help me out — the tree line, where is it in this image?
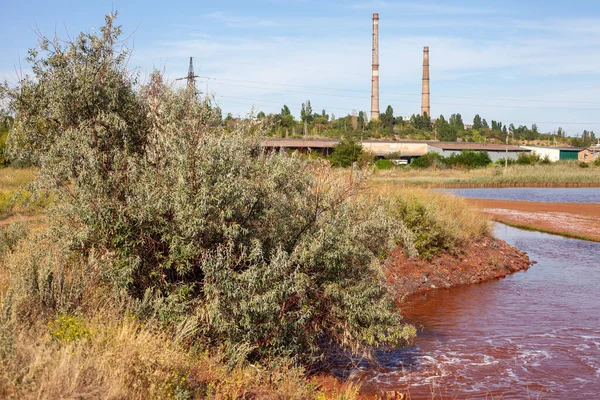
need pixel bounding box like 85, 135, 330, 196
230, 102, 598, 148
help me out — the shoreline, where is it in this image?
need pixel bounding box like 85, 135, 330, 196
373, 181, 600, 189
319, 235, 533, 399
465, 198, 600, 242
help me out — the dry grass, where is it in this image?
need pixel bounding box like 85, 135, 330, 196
371, 163, 600, 188
0, 223, 358, 400
0, 167, 37, 191
0, 167, 51, 218
0, 314, 335, 399
365, 185, 490, 259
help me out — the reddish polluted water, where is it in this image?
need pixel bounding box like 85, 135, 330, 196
341, 224, 600, 399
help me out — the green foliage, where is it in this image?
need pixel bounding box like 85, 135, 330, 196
594, 157, 600, 166
516, 152, 541, 165
3, 13, 415, 369
445, 150, 492, 168
49, 313, 92, 343
411, 152, 444, 169
392, 198, 455, 259
579, 161, 590, 168
0, 131, 7, 167
329, 138, 364, 167
375, 159, 394, 170
4, 12, 148, 167
0, 222, 27, 255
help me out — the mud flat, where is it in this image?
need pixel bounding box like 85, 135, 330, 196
465, 198, 600, 242
385, 235, 532, 299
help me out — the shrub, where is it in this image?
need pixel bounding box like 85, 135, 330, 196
445, 150, 491, 168
388, 190, 489, 259
2, 13, 415, 369
0, 131, 7, 167
579, 161, 590, 168
375, 159, 394, 170
411, 152, 444, 169
329, 138, 364, 167
516, 152, 541, 165
0, 222, 27, 255
49, 313, 92, 343
594, 156, 600, 166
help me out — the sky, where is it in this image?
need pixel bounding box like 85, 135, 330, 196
3, 0, 600, 135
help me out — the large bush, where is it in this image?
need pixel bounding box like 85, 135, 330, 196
2, 13, 414, 368
329, 138, 364, 167
411, 152, 445, 168
445, 150, 491, 168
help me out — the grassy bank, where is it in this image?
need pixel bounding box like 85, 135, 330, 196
0, 167, 50, 219
371, 163, 600, 188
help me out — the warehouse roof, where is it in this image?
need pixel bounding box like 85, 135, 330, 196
522, 145, 584, 151
428, 143, 528, 152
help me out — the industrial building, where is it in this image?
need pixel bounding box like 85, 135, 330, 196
261, 138, 428, 160
427, 143, 530, 163
521, 146, 583, 162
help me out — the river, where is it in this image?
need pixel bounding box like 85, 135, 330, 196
349, 189, 600, 398
437, 187, 600, 203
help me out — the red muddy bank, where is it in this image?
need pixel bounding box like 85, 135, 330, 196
385, 235, 532, 299
465, 198, 600, 242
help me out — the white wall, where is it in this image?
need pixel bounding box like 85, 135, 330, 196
520, 146, 561, 162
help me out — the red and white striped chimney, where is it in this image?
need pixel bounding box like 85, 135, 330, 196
370, 13, 380, 121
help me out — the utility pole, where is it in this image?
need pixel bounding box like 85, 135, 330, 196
176, 57, 200, 95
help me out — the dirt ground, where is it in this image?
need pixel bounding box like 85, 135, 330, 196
465, 199, 600, 241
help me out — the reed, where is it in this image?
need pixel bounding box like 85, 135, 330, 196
372, 163, 600, 188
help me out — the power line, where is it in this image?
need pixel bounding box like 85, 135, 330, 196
199, 75, 600, 106
208, 81, 600, 112
215, 95, 600, 126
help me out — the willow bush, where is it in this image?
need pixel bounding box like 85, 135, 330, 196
2, 13, 415, 368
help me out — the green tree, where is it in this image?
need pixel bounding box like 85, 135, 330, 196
257, 111, 266, 119
449, 113, 464, 131
281, 105, 291, 116
329, 138, 363, 167
435, 115, 457, 142
380, 105, 395, 130
300, 100, 313, 135
472, 114, 483, 130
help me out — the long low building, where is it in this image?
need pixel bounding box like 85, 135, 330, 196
428, 142, 530, 162
261, 138, 539, 163
261, 138, 430, 158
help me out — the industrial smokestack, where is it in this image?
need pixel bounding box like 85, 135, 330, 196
370, 13, 380, 121
421, 46, 430, 117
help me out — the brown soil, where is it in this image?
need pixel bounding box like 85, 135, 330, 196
0, 214, 41, 226
465, 199, 600, 242
385, 235, 532, 300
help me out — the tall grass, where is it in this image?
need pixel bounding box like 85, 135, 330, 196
365, 187, 490, 259
0, 226, 358, 399
372, 163, 600, 188
0, 167, 49, 218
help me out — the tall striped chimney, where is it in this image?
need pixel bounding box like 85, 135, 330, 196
421, 46, 430, 117
370, 13, 380, 121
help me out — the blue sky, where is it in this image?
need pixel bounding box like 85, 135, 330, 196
3, 0, 600, 134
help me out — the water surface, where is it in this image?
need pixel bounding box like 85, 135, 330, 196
350, 225, 600, 398
438, 187, 600, 203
